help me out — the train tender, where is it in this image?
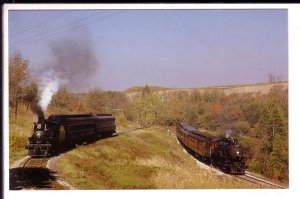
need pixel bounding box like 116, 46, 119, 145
26, 113, 116, 157
176, 122, 247, 174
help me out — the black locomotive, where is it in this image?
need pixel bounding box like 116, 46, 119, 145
176, 122, 247, 174
26, 113, 116, 157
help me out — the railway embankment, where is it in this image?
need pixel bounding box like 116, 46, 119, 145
52, 124, 264, 189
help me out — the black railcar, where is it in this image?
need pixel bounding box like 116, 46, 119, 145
176, 122, 247, 174
26, 113, 116, 157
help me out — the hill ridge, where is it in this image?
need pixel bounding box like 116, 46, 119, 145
125, 82, 288, 100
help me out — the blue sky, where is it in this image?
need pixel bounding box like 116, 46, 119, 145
9, 9, 288, 91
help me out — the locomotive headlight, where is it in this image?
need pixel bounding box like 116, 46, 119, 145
34, 130, 44, 141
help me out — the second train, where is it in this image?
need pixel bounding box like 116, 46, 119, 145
176, 122, 247, 174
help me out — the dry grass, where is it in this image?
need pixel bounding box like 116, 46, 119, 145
8, 105, 77, 164
8, 108, 266, 189
9, 109, 265, 189
9, 106, 36, 164
55, 125, 265, 189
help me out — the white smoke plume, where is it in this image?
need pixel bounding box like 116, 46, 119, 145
37, 70, 61, 113
225, 129, 233, 138
31, 30, 99, 116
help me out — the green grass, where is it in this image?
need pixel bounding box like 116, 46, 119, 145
55, 125, 266, 189
8, 108, 269, 189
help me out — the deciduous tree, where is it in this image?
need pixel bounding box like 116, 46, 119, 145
9, 51, 30, 117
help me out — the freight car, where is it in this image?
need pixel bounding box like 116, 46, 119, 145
26, 113, 116, 157
176, 122, 247, 174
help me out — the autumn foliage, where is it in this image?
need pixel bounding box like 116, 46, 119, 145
9, 51, 288, 183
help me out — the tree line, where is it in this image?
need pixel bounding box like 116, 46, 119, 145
127, 85, 288, 182
9, 51, 288, 183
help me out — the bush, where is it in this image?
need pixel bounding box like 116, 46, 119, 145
233, 121, 251, 134
115, 111, 128, 127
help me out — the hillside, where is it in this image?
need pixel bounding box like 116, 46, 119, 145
124, 86, 170, 93
53, 124, 265, 189
125, 82, 288, 100
9, 81, 288, 188
10, 109, 266, 189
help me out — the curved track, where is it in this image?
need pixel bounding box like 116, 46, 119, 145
116, 126, 150, 136
21, 157, 55, 189
21, 157, 39, 188
10, 157, 65, 190
235, 172, 287, 189
176, 136, 288, 189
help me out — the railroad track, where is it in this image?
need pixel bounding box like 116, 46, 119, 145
18, 157, 64, 190
235, 172, 287, 189
176, 136, 288, 189
21, 157, 48, 189
21, 157, 43, 189
116, 126, 150, 136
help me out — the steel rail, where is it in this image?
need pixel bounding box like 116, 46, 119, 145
21, 157, 53, 189
243, 172, 287, 189
116, 126, 150, 136
176, 135, 288, 189
21, 157, 35, 189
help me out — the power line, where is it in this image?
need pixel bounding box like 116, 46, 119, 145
10, 11, 72, 37
10, 11, 107, 47
10, 10, 126, 50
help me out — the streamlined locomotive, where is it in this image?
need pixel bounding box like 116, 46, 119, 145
176, 122, 247, 174
26, 113, 116, 157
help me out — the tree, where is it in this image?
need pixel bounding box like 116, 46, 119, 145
104, 91, 129, 111
85, 88, 107, 113
268, 73, 282, 83
253, 97, 288, 181
132, 86, 161, 126
9, 51, 30, 117
240, 101, 261, 127
50, 87, 79, 112
85, 89, 130, 114
142, 84, 151, 97
22, 81, 38, 111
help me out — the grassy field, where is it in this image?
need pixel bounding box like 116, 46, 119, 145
9, 109, 266, 189
9, 106, 36, 164
54, 124, 265, 189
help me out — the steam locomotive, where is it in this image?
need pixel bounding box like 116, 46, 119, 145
176, 122, 247, 174
26, 113, 116, 157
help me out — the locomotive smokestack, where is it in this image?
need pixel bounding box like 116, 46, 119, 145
38, 116, 46, 130
30, 100, 45, 119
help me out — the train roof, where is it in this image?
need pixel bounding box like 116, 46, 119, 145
47, 113, 114, 122
177, 122, 213, 141
211, 137, 225, 143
